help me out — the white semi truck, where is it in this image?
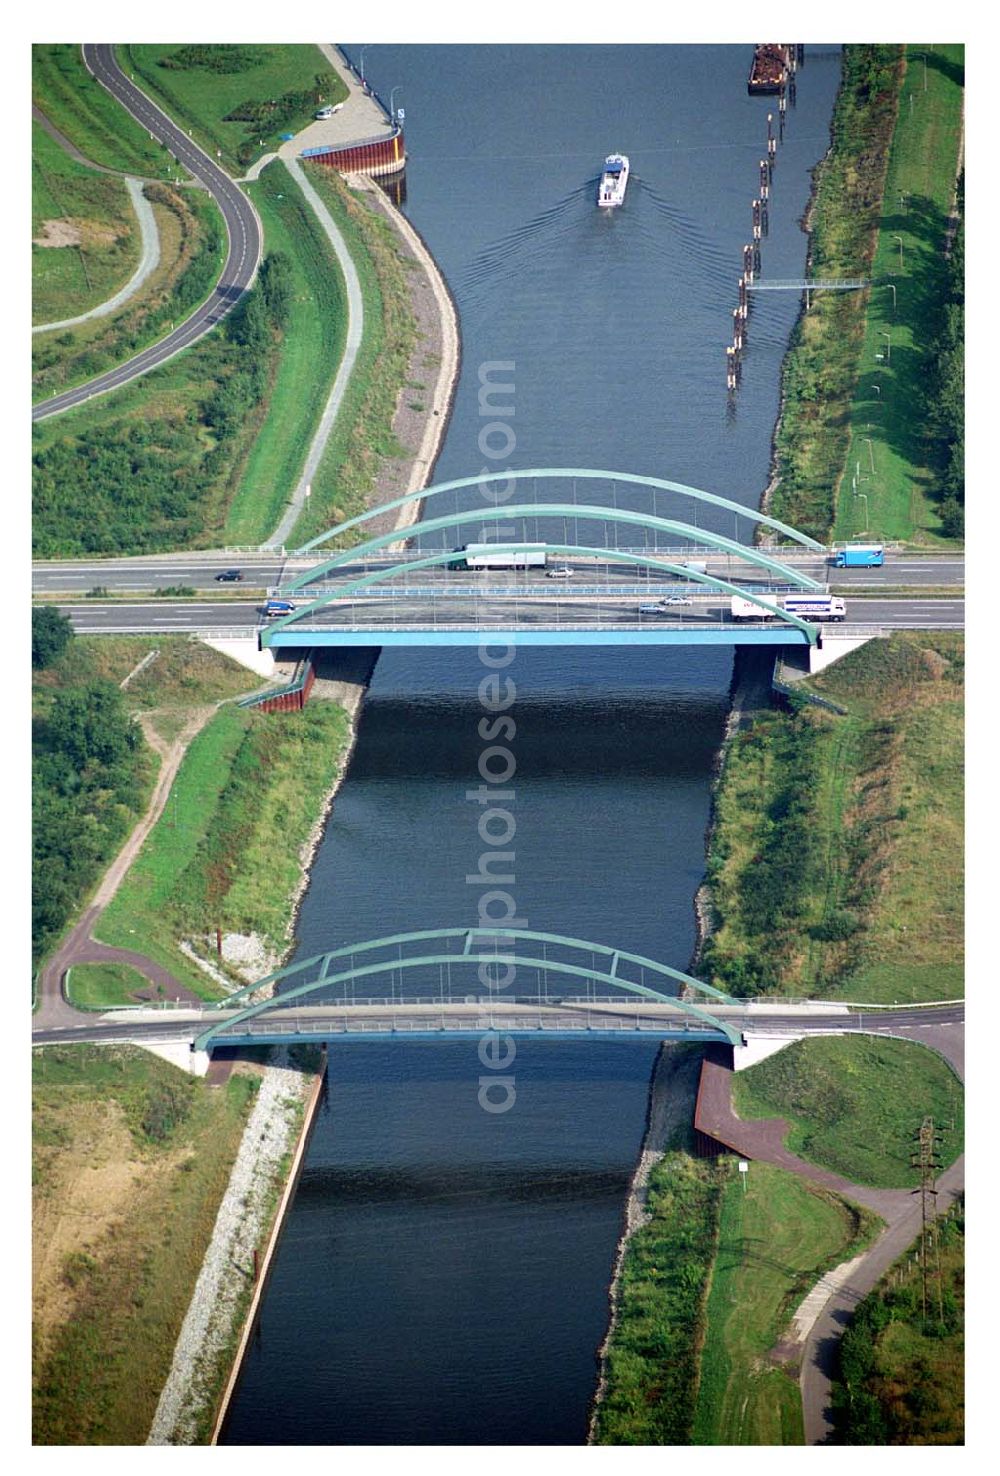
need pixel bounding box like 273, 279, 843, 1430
730, 593, 846, 622
449, 544, 548, 571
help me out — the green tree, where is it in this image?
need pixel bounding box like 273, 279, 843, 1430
32, 607, 73, 669
44, 681, 139, 771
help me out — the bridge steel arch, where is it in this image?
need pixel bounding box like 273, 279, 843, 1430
195, 963, 740, 1052
292, 468, 826, 555
214, 927, 737, 1009
265, 541, 817, 643
285, 503, 824, 595
194, 928, 741, 1051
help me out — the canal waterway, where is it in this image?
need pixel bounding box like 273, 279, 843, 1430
221, 43, 841, 1445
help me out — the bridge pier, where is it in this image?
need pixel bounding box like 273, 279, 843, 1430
807, 631, 880, 673
136, 1040, 211, 1076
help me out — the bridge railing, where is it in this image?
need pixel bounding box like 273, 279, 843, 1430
209, 1014, 729, 1039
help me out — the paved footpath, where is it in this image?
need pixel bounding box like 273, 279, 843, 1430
696, 1025, 964, 1443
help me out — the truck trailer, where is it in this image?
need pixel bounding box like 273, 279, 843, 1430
730, 593, 846, 622
833, 544, 884, 568
449, 544, 547, 571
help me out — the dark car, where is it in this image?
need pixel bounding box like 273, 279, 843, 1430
215, 569, 243, 582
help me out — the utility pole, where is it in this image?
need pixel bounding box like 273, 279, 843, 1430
910, 1116, 945, 1324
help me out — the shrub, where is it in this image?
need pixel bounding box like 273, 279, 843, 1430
32, 608, 73, 669
141, 1078, 194, 1142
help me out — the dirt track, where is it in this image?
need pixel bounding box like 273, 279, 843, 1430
34, 708, 214, 1029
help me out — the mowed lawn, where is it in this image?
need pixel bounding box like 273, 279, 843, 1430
692, 1162, 878, 1445
33, 123, 140, 324
834, 44, 964, 543
732, 1035, 964, 1189
120, 45, 347, 173
224, 160, 348, 544
65, 962, 158, 1009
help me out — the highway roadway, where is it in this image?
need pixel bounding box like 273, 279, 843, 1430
32, 549, 965, 594
32, 45, 262, 423
55, 594, 965, 637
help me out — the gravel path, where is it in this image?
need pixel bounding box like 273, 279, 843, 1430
33, 177, 161, 335
147, 1054, 311, 1444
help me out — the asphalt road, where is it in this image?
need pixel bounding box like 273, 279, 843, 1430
31, 1000, 964, 1049
32, 550, 965, 594
31, 45, 261, 423
56, 595, 965, 636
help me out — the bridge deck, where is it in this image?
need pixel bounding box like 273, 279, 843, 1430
263, 625, 814, 648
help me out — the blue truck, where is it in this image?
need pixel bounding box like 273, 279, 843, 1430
832, 544, 884, 568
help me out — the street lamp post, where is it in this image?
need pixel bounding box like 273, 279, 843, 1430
359, 46, 370, 83
389, 86, 402, 123
880, 331, 891, 363
892, 234, 904, 272
885, 282, 896, 317
856, 491, 869, 530
861, 437, 875, 474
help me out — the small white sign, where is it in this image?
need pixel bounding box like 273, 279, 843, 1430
738, 1161, 749, 1174
396, 107, 406, 122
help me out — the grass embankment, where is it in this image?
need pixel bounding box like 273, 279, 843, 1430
223, 161, 348, 544
288, 169, 419, 548
692, 1161, 880, 1445
594, 1148, 879, 1445
119, 44, 347, 174
96, 701, 352, 997
32, 1043, 259, 1443
32, 631, 256, 973
834, 1204, 964, 1443
32, 45, 175, 178
769, 45, 964, 545
701, 632, 963, 1003
732, 1036, 963, 1189
32, 181, 225, 405
32, 249, 290, 555
34, 635, 255, 711
32, 124, 140, 325
768, 46, 901, 541
594, 1152, 725, 1444
66, 963, 159, 1009
832, 45, 964, 544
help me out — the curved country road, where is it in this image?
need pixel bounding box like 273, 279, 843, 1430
32, 45, 262, 423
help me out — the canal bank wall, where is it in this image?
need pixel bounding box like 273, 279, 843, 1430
147, 1050, 325, 1445
210, 1055, 327, 1445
